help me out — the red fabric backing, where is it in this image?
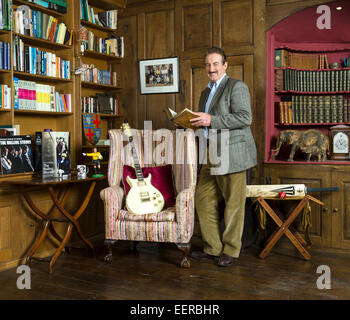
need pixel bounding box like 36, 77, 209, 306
122, 164, 176, 209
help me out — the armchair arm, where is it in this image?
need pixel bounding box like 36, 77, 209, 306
100, 185, 125, 227
175, 187, 195, 243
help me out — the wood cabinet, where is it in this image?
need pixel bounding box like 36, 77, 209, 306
264, 164, 350, 250
331, 169, 350, 249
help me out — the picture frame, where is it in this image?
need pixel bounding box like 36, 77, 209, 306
138, 57, 179, 95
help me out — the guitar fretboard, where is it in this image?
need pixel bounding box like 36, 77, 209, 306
129, 136, 144, 181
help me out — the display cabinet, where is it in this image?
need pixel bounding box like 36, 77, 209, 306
76, 0, 124, 164
0, 0, 127, 271
265, 1, 350, 164
264, 0, 350, 249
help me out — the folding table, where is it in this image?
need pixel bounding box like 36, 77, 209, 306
255, 194, 324, 260
7, 175, 105, 273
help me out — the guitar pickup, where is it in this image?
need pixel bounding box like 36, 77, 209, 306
139, 192, 150, 201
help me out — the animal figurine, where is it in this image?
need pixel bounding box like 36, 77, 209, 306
272, 129, 329, 162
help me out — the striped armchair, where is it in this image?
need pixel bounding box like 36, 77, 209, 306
100, 128, 197, 267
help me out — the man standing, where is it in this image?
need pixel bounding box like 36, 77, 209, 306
190, 47, 257, 266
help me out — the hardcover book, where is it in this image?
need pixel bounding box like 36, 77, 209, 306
0, 135, 34, 175
164, 107, 198, 130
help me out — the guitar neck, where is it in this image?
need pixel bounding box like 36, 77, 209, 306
129, 137, 144, 181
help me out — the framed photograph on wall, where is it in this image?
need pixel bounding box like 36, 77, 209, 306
138, 57, 179, 94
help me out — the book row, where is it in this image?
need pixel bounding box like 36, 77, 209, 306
277, 95, 349, 124
0, 41, 10, 70
275, 68, 350, 93
275, 49, 329, 70
13, 36, 71, 79
14, 6, 72, 45
80, 0, 118, 29
80, 64, 117, 86
13, 77, 71, 112
82, 95, 118, 115
82, 31, 124, 57
24, 0, 67, 14
0, 84, 11, 109
0, 0, 12, 31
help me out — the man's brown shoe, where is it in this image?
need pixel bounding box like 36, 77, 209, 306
217, 253, 236, 267
191, 251, 219, 261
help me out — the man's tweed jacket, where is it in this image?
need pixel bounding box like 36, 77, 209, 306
198, 75, 257, 175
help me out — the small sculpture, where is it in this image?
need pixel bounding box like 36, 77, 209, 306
272, 129, 329, 162
82, 147, 104, 177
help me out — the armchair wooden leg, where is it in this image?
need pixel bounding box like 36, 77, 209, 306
104, 240, 117, 263
176, 243, 191, 268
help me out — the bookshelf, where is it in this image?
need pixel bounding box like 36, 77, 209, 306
77, 0, 124, 165
0, 0, 76, 165
265, 3, 350, 164
0, 0, 126, 173
0, 0, 127, 272
264, 1, 350, 250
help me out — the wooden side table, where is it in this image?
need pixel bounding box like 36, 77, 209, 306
7, 175, 105, 274
255, 194, 324, 260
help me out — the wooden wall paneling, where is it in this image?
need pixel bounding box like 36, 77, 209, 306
220, 0, 254, 55
181, 59, 208, 112
0, 206, 11, 262
213, 0, 221, 47
175, 0, 213, 60
0, 190, 36, 269
137, 13, 146, 128
138, 8, 176, 130
267, 0, 313, 5
88, 0, 127, 9
226, 55, 253, 98
267, 0, 336, 6
145, 10, 174, 59
115, 15, 139, 129
122, 0, 174, 15
252, 0, 266, 184
67, 184, 106, 244
183, 54, 254, 113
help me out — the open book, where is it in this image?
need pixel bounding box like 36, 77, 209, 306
164, 107, 198, 130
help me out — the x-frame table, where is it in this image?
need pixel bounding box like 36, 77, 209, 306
256, 194, 324, 260
8, 175, 105, 273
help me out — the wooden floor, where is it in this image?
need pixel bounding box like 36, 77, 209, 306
0, 237, 350, 300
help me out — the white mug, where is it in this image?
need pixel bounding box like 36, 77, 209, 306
77, 164, 89, 177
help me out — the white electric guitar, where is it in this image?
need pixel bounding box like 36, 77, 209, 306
122, 123, 165, 215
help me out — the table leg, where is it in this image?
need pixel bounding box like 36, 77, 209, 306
26, 220, 50, 265
48, 182, 96, 254
49, 224, 73, 274
21, 181, 98, 273
257, 197, 311, 260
